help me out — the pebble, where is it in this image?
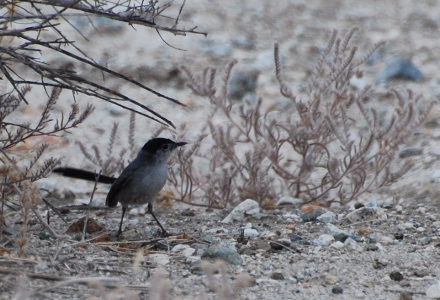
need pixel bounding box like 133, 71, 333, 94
400, 292, 413, 300
344, 237, 363, 252
330, 241, 345, 249
377, 58, 423, 82
324, 275, 338, 284
366, 199, 380, 207
399, 147, 423, 159
324, 224, 357, 242
394, 232, 404, 240
316, 211, 336, 223
344, 207, 387, 223
313, 234, 334, 246
201, 245, 243, 265
389, 271, 404, 282
222, 199, 260, 223
253, 240, 271, 251
171, 244, 196, 257
206, 227, 229, 234
419, 237, 433, 245
331, 285, 343, 294
38, 232, 52, 240
149, 254, 170, 266
227, 71, 259, 101
243, 228, 260, 238
427, 280, 440, 298
275, 196, 302, 207
270, 272, 285, 280
301, 208, 327, 222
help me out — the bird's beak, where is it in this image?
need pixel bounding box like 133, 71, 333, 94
176, 142, 187, 147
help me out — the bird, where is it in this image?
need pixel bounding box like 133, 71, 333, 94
53, 137, 186, 237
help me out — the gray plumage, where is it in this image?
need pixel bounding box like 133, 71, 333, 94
106, 138, 186, 236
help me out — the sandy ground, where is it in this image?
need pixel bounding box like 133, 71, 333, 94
2, 1, 440, 299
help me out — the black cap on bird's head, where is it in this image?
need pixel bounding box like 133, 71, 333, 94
141, 138, 186, 153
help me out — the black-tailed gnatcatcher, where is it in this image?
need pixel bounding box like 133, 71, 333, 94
54, 137, 186, 236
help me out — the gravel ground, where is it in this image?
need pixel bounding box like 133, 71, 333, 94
2, 1, 440, 299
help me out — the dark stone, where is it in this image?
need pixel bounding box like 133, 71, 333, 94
271, 272, 285, 280
390, 271, 404, 282
394, 232, 404, 240
331, 286, 343, 294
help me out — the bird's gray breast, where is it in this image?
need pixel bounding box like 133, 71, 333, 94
115, 162, 168, 206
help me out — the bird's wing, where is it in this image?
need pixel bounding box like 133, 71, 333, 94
105, 167, 136, 207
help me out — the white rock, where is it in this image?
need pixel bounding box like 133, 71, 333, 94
431, 170, 440, 183
344, 237, 363, 252
222, 199, 260, 223
149, 254, 170, 266
171, 244, 190, 252
317, 211, 336, 223
402, 222, 414, 229
243, 228, 259, 238
324, 223, 347, 236
427, 280, 440, 298
330, 241, 345, 249
344, 207, 387, 223
206, 227, 229, 234
171, 245, 196, 257
313, 234, 334, 246
275, 196, 302, 207
375, 243, 385, 251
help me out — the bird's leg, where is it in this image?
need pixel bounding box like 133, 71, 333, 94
147, 203, 168, 236
116, 206, 127, 237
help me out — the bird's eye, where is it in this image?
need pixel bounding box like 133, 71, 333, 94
162, 144, 169, 150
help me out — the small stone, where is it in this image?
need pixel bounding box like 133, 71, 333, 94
290, 234, 303, 243
373, 259, 387, 269
367, 234, 377, 243
301, 208, 327, 222
201, 245, 243, 265
399, 147, 423, 159
253, 240, 271, 251
275, 196, 302, 207
377, 58, 423, 82
365, 245, 379, 251
316, 211, 336, 223
394, 232, 404, 240
243, 228, 259, 238
206, 227, 229, 234
344, 237, 363, 252
426, 280, 440, 298
366, 199, 379, 207
222, 199, 260, 223
390, 271, 404, 282
344, 207, 387, 223
270, 272, 285, 280
227, 71, 259, 101
331, 285, 343, 294
149, 254, 170, 266
325, 224, 357, 242
189, 260, 204, 275
270, 241, 284, 251
323, 275, 338, 284
313, 234, 334, 246
330, 241, 345, 249
413, 270, 429, 278
39, 231, 52, 240
354, 203, 365, 209
419, 237, 433, 245
400, 292, 412, 300
171, 244, 195, 257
